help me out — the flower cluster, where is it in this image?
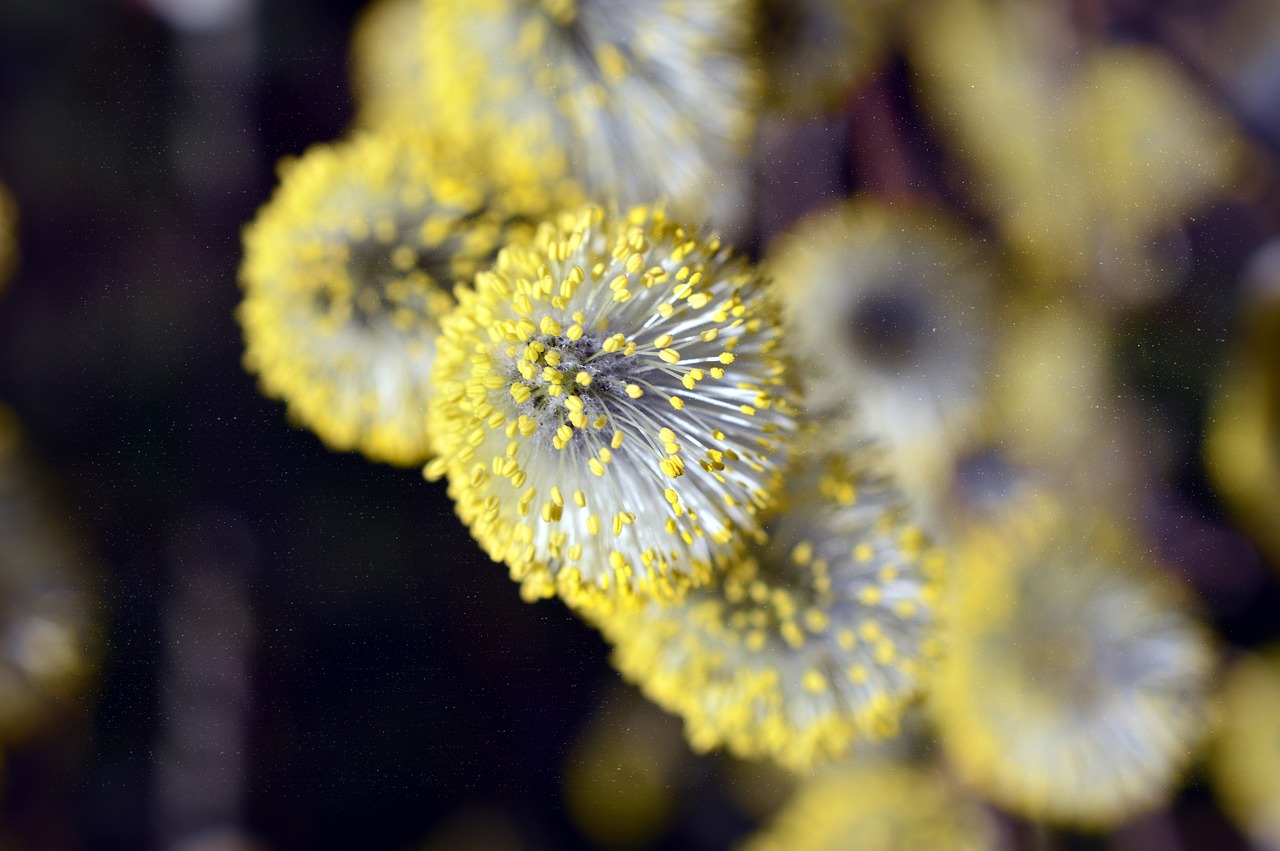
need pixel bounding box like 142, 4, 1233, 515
419, 0, 759, 230
234, 0, 1280, 844
933, 494, 1214, 827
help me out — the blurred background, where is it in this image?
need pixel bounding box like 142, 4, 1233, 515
0, 0, 1278, 849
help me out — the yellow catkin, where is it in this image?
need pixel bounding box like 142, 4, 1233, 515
238, 131, 566, 467
425, 204, 797, 613
932, 493, 1214, 829
596, 450, 943, 771
419, 0, 761, 231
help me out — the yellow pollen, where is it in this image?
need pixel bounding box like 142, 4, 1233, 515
802, 669, 829, 693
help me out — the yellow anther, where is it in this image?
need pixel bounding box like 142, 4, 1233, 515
660, 457, 685, 478
792, 541, 814, 566
659, 348, 681, 364
802, 669, 829, 693
625, 384, 644, 398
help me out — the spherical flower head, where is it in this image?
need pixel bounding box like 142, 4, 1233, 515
598, 450, 945, 771
932, 496, 1215, 829
421, 0, 760, 229
0, 179, 16, 294
739, 762, 997, 851
239, 131, 546, 466
1210, 647, 1280, 848
426, 205, 796, 611
764, 198, 995, 516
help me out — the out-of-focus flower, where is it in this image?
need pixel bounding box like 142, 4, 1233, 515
756, 0, 893, 114
239, 131, 561, 466
349, 0, 431, 130
1206, 238, 1280, 567
983, 300, 1153, 523
425, 205, 795, 611
0, 179, 16, 294
988, 301, 1111, 468
738, 761, 997, 851
0, 406, 99, 742
598, 450, 944, 771
562, 686, 687, 850
420, 0, 759, 230
933, 494, 1215, 828
907, 0, 1247, 308
1210, 647, 1280, 849
763, 198, 995, 517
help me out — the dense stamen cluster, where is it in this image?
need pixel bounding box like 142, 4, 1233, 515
426, 205, 796, 611
239, 132, 547, 466
598, 451, 944, 770
764, 198, 994, 512
933, 495, 1214, 828
420, 0, 759, 229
